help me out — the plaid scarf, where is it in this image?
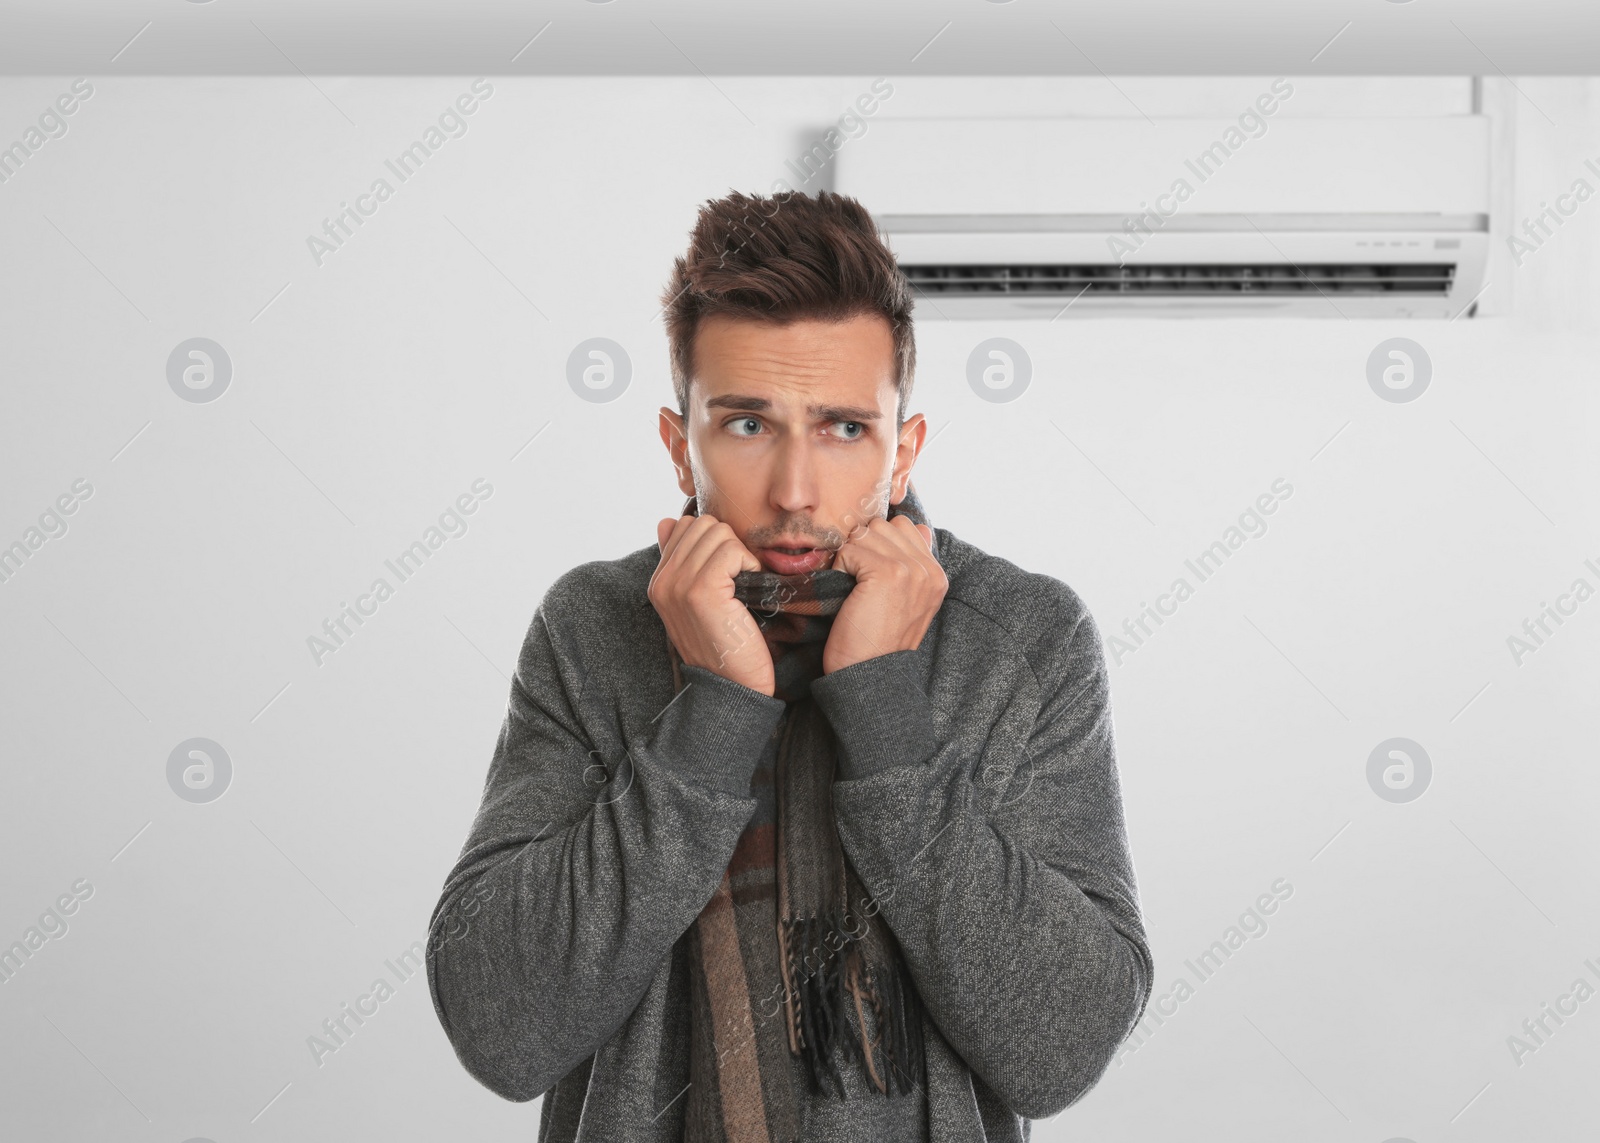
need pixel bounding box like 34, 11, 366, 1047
671, 487, 933, 1142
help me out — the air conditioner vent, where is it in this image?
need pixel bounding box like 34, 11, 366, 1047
836, 117, 1490, 317
901, 262, 1457, 298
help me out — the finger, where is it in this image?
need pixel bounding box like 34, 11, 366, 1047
657, 515, 698, 565
650, 516, 693, 598
675, 517, 759, 583
660, 514, 721, 575
712, 534, 764, 577
839, 517, 933, 578
889, 516, 938, 560
832, 518, 895, 575
883, 515, 934, 559
656, 514, 726, 587
676, 518, 760, 579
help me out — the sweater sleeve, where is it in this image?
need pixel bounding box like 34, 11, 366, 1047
426, 586, 786, 1103
808, 596, 1153, 1121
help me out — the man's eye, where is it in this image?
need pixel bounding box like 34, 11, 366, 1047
828, 421, 864, 440
728, 417, 762, 436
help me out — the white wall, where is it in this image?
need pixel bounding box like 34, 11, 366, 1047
1, 75, 1597, 1142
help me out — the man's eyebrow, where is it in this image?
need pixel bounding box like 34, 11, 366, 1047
703, 394, 881, 421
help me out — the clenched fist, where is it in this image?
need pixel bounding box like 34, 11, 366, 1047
823, 515, 947, 675
649, 514, 775, 697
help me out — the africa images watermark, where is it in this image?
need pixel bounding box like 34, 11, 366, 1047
682, 78, 896, 284
1106, 478, 1294, 667
1504, 155, 1600, 267
1503, 555, 1600, 666
628, 78, 896, 403
0, 477, 93, 587
308, 877, 496, 1066
1505, 956, 1600, 1067
0, 78, 94, 187
687, 878, 911, 1088
771, 78, 895, 193
306, 478, 493, 665
1115, 877, 1294, 1065
0, 878, 95, 985
1109, 78, 1295, 266
304, 78, 495, 267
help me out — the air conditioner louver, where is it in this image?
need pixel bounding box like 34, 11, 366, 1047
902, 262, 1458, 298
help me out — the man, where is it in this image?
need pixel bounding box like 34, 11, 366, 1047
426, 189, 1153, 1143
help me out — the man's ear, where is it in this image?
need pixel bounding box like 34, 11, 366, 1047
658, 407, 696, 497
888, 412, 928, 505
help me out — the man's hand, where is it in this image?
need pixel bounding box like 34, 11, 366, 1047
649, 514, 776, 697
824, 516, 948, 675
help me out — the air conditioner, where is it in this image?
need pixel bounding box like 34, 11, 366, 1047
833, 116, 1490, 319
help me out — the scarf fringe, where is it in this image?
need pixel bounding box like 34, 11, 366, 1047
780, 908, 925, 1100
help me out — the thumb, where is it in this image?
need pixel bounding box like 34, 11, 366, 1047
657, 518, 675, 552
914, 523, 933, 548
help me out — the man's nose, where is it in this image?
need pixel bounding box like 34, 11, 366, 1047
769, 437, 819, 517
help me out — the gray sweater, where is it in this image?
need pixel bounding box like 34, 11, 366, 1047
425, 524, 1154, 1142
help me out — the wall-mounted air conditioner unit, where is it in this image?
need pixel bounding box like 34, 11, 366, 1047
834, 117, 1489, 319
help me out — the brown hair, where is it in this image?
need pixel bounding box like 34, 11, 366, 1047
660, 189, 916, 427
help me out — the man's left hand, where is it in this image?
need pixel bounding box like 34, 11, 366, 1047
823, 515, 948, 675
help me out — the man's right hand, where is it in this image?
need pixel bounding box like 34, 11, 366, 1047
648, 514, 776, 698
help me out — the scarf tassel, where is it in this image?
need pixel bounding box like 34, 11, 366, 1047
782, 909, 926, 1100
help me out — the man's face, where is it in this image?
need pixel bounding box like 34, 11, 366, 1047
658, 311, 927, 575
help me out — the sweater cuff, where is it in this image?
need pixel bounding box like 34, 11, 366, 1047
809, 649, 938, 781
647, 663, 787, 797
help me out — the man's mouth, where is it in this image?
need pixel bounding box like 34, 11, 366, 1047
757, 545, 834, 575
